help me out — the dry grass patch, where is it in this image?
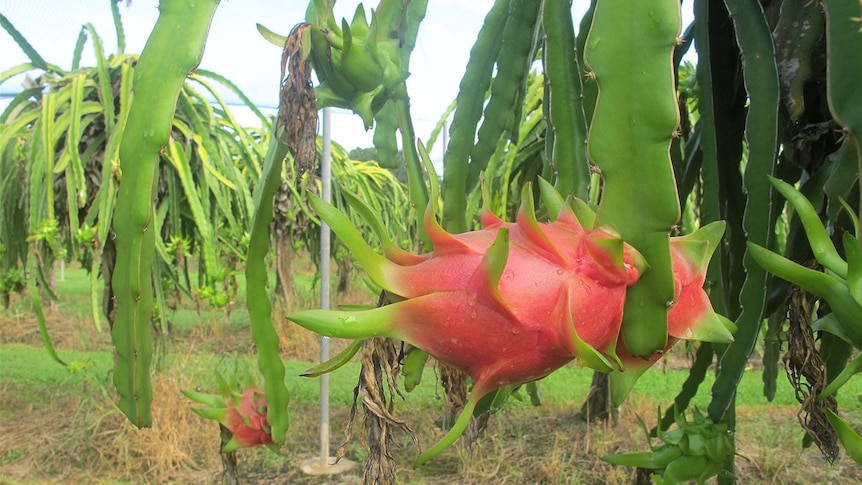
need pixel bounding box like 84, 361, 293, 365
0, 371, 217, 484
0, 305, 108, 351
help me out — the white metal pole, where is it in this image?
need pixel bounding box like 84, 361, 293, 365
442, 119, 448, 159
319, 107, 332, 466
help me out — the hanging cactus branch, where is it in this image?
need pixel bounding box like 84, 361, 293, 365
111, 0, 220, 427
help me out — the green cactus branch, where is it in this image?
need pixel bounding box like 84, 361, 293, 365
245, 135, 292, 444
441, 0, 508, 234
823, 0, 862, 235
394, 96, 431, 249
112, 0, 220, 427
707, 0, 779, 425
586, 0, 682, 358
541, 0, 591, 199
467, 0, 541, 194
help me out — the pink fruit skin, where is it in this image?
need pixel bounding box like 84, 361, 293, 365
224, 388, 273, 448
290, 194, 728, 465
292, 195, 726, 402
668, 242, 710, 340
380, 210, 642, 393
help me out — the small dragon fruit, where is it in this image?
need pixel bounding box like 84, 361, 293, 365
603, 406, 734, 484
184, 385, 275, 452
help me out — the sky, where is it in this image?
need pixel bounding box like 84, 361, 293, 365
1, 1, 691, 162
0, 0, 502, 160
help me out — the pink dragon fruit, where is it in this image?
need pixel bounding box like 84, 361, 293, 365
223, 388, 274, 450
667, 222, 734, 342
289, 183, 732, 465
369, 201, 646, 387
184, 386, 274, 452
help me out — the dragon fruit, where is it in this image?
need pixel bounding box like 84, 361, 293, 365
288, 182, 732, 465
667, 222, 734, 342
222, 388, 274, 450
183, 386, 275, 452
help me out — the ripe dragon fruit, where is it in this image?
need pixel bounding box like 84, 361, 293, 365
183, 386, 275, 452
288, 182, 732, 465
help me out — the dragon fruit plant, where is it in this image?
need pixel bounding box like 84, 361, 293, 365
748, 177, 862, 465
283, 0, 736, 468
288, 155, 734, 465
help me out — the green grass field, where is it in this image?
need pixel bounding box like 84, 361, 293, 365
5, 341, 853, 413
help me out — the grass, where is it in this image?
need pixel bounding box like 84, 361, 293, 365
1, 266, 861, 484
6, 341, 853, 414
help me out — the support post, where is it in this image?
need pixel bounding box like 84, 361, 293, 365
319, 107, 332, 466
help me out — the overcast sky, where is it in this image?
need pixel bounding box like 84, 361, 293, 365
1, 1, 689, 157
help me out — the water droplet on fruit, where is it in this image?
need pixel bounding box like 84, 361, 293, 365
556, 269, 564, 276
512, 328, 521, 335
467, 293, 478, 306
471, 311, 478, 319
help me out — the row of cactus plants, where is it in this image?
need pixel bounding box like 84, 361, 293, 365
0, 0, 413, 438
0, 3, 260, 329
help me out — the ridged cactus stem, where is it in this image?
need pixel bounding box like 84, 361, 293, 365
823, 0, 862, 236
111, 0, 219, 427
585, 0, 682, 357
